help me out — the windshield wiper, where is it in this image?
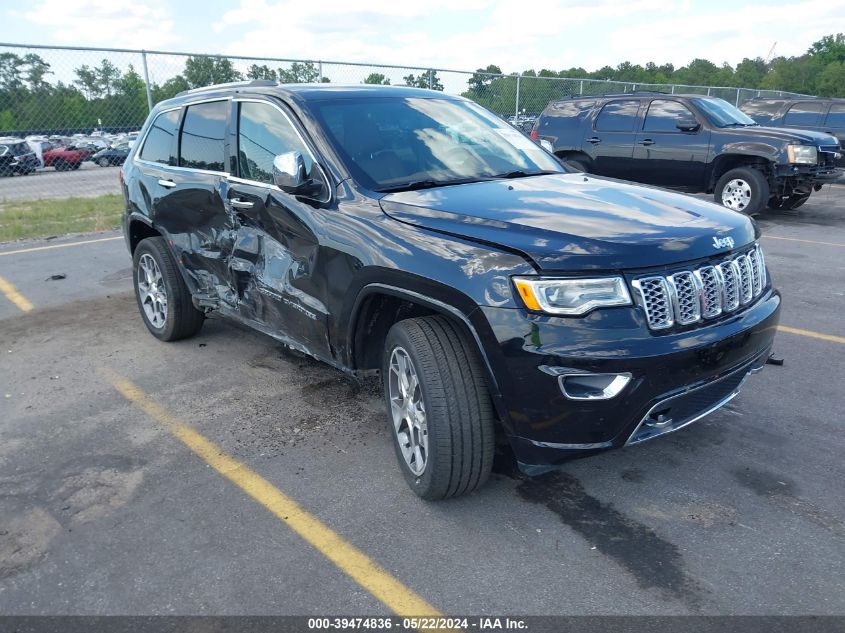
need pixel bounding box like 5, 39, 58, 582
375, 177, 490, 193
494, 169, 560, 179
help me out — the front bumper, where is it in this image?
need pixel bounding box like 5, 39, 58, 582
479, 286, 781, 471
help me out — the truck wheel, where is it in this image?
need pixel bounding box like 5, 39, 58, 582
382, 316, 495, 500
715, 167, 769, 215
564, 158, 589, 173
133, 237, 204, 342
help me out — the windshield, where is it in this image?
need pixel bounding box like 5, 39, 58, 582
693, 97, 758, 127
308, 96, 563, 191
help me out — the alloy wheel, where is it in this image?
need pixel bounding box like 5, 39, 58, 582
137, 253, 168, 328
388, 346, 428, 476
721, 178, 752, 211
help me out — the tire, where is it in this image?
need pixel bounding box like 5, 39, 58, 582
382, 315, 495, 500
98, 157, 110, 167
132, 237, 204, 342
562, 157, 588, 173
54, 160, 66, 171
71, 162, 81, 170
714, 167, 769, 215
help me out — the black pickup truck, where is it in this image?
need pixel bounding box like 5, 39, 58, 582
532, 93, 842, 213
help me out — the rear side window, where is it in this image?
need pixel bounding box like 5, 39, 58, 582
179, 100, 228, 172
783, 102, 825, 127
237, 101, 313, 185
139, 109, 180, 165
739, 100, 781, 120
824, 104, 845, 127
643, 100, 696, 132
595, 100, 640, 131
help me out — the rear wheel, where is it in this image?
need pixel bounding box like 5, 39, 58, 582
98, 157, 110, 167
54, 160, 67, 171
382, 316, 495, 500
133, 237, 204, 342
715, 167, 769, 215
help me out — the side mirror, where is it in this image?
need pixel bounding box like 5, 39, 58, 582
272, 151, 307, 192
676, 117, 700, 132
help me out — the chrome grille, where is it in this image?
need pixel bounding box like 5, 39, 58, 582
634, 276, 674, 330
668, 271, 701, 325
634, 244, 767, 331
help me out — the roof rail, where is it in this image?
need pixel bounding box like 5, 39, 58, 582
176, 79, 278, 98
558, 90, 672, 100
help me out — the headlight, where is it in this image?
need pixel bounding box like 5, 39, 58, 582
512, 276, 632, 315
786, 144, 817, 164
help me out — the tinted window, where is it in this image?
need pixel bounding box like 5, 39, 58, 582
595, 100, 640, 131
644, 100, 696, 132
179, 101, 228, 172
824, 104, 845, 128
784, 102, 825, 127
739, 100, 782, 120
237, 101, 313, 185
139, 109, 180, 165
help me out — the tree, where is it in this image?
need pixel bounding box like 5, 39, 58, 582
278, 61, 327, 83
403, 71, 443, 91
363, 72, 390, 85
467, 64, 502, 93
816, 61, 845, 96
183, 56, 243, 88
247, 64, 277, 81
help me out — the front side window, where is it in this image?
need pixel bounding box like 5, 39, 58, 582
179, 100, 228, 172
139, 109, 180, 165
595, 100, 640, 132
643, 100, 697, 132
308, 96, 562, 191
824, 104, 845, 127
784, 102, 825, 127
237, 101, 314, 185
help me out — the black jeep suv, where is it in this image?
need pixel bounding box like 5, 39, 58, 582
121, 82, 780, 499
532, 93, 841, 213
740, 97, 845, 169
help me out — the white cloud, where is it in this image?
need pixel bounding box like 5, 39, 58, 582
23, 0, 176, 49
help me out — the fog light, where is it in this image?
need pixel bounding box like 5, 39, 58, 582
560, 373, 631, 401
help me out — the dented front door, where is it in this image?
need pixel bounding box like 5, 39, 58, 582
225, 98, 331, 359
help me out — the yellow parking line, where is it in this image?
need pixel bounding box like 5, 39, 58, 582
763, 235, 845, 248
102, 370, 441, 618
778, 325, 845, 345
0, 275, 34, 312
0, 236, 122, 257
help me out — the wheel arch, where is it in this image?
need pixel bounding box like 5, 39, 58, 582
127, 215, 162, 254
709, 153, 773, 190
347, 283, 501, 399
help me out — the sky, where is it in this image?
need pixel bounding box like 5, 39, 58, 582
1, 0, 844, 77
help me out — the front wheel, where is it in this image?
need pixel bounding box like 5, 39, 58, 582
98, 157, 110, 167
383, 316, 495, 500
133, 237, 204, 341
715, 167, 770, 215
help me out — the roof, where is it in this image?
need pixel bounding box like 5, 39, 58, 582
173, 80, 454, 103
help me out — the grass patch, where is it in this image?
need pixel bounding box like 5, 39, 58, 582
0, 194, 123, 242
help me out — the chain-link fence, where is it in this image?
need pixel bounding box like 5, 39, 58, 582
0, 42, 809, 240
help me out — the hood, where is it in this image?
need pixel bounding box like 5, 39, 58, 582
730, 125, 839, 146
379, 174, 756, 271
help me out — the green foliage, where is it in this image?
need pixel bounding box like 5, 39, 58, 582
363, 72, 390, 85
403, 71, 444, 91
183, 56, 243, 88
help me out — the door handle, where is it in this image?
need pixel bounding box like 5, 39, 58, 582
587, 137, 602, 144
639, 139, 655, 146
157, 179, 176, 188
230, 198, 254, 209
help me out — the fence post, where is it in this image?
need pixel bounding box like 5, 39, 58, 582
671, 84, 675, 94
428, 69, 433, 90
579, 79, 583, 95
735, 88, 740, 107
707, 87, 711, 96
141, 50, 153, 112
318, 61, 323, 83
515, 75, 521, 121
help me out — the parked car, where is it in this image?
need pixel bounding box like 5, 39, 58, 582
740, 97, 845, 168
121, 82, 780, 499
532, 93, 841, 213
0, 138, 39, 176
91, 143, 131, 167
42, 145, 93, 170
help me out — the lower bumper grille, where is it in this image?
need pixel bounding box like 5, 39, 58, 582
625, 350, 768, 445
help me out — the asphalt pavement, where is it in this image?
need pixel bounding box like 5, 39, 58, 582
0, 163, 121, 202
0, 186, 843, 616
